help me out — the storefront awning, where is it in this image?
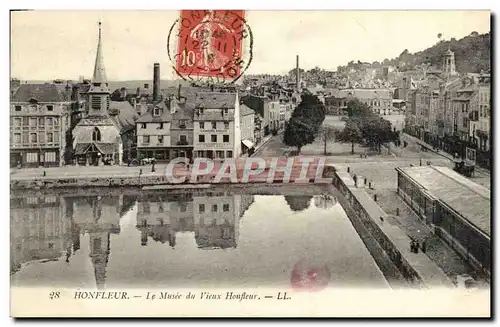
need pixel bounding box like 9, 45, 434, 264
242, 139, 254, 149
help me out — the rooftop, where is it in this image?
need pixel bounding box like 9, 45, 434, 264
240, 104, 254, 117
136, 100, 172, 123
195, 92, 237, 109
397, 166, 490, 237
109, 101, 138, 133
11, 84, 72, 102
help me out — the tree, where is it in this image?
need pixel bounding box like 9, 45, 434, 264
344, 99, 372, 118
319, 125, 337, 155
335, 119, 363, 154
283, 94, 326, 154
359, 116, 396, 153
283, 118, 315, 154
285, 195, 312, 212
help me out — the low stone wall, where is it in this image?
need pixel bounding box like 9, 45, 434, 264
11, 164, 339, 191
332, 170, 454, 289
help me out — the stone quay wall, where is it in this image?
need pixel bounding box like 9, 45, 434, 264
331, 170, 454, 289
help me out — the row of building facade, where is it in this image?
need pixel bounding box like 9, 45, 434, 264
397, 49, 491, 167
10, 23, 293, 168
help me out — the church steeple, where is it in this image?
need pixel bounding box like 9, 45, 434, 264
87, 21, 110, 116
92, 22, 107, 86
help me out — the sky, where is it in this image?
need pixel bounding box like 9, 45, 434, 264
10, 10, 490, 81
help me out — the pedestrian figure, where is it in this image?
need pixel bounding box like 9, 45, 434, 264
151, 158, 156, 172
421, 239, 427, 253
43, 171, 46, 177
353, 174, 357, 184
380, 216, 384, 223
415, 240, 419, 253
410, 240, 416, 253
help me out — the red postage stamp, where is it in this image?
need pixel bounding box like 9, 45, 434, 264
168, 10, 253, 85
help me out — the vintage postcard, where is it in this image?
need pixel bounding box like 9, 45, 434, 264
9, 9, 491, 318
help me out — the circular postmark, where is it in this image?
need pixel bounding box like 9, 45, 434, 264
167, 10, 253, 86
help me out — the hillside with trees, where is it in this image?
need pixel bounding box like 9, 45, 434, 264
338, 32, 490, 74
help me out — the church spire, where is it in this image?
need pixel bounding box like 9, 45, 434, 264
92, 21, 107, 86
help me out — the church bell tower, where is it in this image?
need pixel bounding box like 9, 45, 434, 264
87, 22, 110, 116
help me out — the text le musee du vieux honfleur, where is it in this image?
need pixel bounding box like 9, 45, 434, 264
70, 290, 292, 302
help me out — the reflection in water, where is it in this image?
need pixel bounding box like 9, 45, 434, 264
136, 192, 254, 250
11, 188, 389, 289
284, 195, 313, 212
313, 194, 337, 210
11, 190, 255, 289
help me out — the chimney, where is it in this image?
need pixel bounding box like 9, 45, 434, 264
153, 63, 160, 102
71, 85, 79, 101
296, 55, 300, 91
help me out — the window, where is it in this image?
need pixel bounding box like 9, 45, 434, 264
158, 135, 163, 144
26, 152, 38, 163
54, 132, 59, 143
212, 121, 217, 129
22, 132, 28, 144
226, 150, 233, 158
180, 204, 187, 212
223, 204, 230, 212
39, 133, 45, 144
47, 105, 53, 111
143, 135, 150, 144
200, 122, 206, 129
153, 108, 160, 116
179, 120, 187, 128
141, 123, 147, 129
224, 122, 229, 129
14, 105, 21, 112
199, 204, 205, 213
45, 152, 56, 162
38, 117, 45, 126
216, 150, 224, 158
179, 135, 187, 143
92, 127, 101, 142
223, 135, 229, 143
212, 204, 217, 212
13, 133, 21, 144
29, 118, 37, 127
30, 133, 37, 143
47, 117, 53, 126
211, 135, 217, 142
54, 117, 59, 125
13, 118, 21, 127
91, 96, 101, 110
199, 135, 205, 142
